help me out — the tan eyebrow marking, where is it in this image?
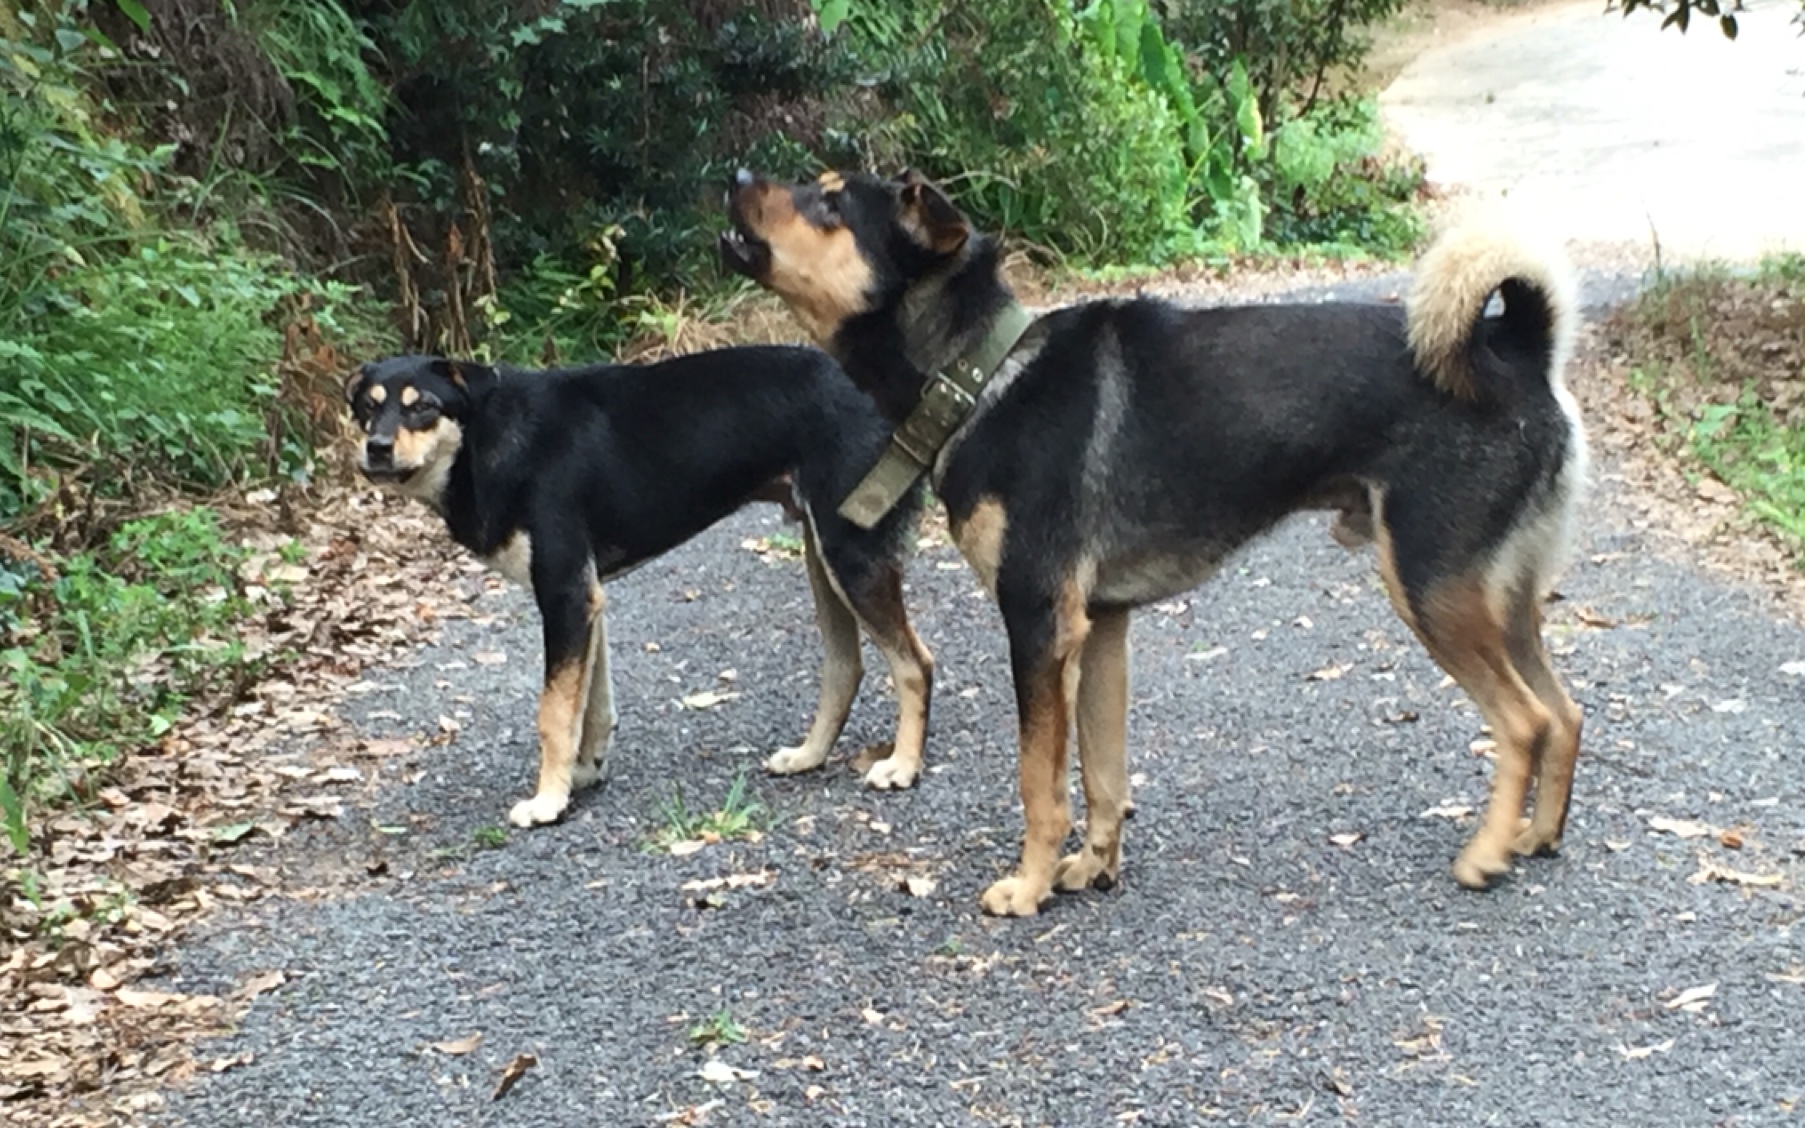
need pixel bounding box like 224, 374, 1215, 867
817, 170, 845, 193
368, 384, 387, 404
400, 385, 420, 407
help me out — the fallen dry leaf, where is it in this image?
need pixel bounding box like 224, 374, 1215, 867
1573, 606, 1616, 629
1719, 829, 1745, 850
1617, 1038, 1675, 1060
900, 875, 938, 898
492, 1052, 537, 1100
1665, 983, 1717, 1013
115, 987, 185, 1009
472, 651, 508, 666
235, 970, 287, 1002
1308, 662, 1352, 682
1688, 855, 1784, 888
668, 840, 708, 858
1648, 815, 1712, 839
679, 689, 741, 711
1421, 804, 1474, 820
431, 1032, 484, 1056
698, 1058, 756, 1084
680, 871, 774, 894
1328, 832, 1363, 848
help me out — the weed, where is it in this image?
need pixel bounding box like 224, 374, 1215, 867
472, 825, 509, 849
647, 772, 766, 852
687, 1008, 748, 1048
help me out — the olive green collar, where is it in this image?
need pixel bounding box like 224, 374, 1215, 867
836, 302, 1034, 529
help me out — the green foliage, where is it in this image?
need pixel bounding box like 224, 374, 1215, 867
1263, 97, 1424, 256
1620, 255, 1805, 556
647, 771, 766, 852
1, 4, 369, 523
1, 509, 256, 852
239, 0, 391, 186
1609, 0, 1751, 38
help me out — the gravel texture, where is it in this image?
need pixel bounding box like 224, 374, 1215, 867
150, 273, 1805, 1127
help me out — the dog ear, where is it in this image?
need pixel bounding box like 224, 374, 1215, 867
896, 170, 969, 256
432, 358, 497, 395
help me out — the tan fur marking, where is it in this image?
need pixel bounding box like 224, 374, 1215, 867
367, 383, 387, 404
1409, 577, 1555, 889
740, 184, 875, 342
951, 498, 1008, 595
386, 417, 464, 504
817, 170, 845, 192
400, 385, 420, 407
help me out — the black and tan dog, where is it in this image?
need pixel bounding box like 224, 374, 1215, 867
345, 347, 933, 828
723, 168, 1588, 916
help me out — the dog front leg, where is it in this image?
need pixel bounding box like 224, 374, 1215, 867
510, 561, 601, 828
981, 579, 1089, 917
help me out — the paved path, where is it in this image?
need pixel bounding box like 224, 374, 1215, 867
1382, 0, 1805, 261
152, 285, 1805, 1127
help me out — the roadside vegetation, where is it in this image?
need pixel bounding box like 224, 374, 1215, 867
1, 0, 1434, 863
1611, 256, 1805, 557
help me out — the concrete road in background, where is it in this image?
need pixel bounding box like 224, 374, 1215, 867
1382, 0, 1805, 260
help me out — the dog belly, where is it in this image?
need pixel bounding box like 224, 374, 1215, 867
1090, 552, 1221, 607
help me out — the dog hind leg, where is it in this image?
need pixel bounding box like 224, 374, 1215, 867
1502, 584, 1583, 857
1056, 606, 1131, 893
572, 582, 614, 790
766, 520, 865, 777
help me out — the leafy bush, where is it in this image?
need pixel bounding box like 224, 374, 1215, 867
1, 7, 365, 523
1263, 97, 1424, 254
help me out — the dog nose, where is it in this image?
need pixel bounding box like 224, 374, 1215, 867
365, 434, 393, 461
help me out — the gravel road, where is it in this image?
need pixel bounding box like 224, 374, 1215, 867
148, 267, 1805, 1127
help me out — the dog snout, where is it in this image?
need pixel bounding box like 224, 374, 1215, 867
364, 433, 394, 463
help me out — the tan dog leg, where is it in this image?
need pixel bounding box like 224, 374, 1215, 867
982, 583, 1090, 917
1056, 607, 1131, 893
1503, 588, 1584, 857
767, 523, 864, 776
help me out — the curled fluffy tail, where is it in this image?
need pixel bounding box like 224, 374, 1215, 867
1405, 217, 1577, 403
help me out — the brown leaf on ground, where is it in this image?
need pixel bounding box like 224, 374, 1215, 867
492, 1052, 537, 1100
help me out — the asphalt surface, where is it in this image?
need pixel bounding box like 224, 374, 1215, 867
1382, 0, 1805, 261
152, 272, 1805, 1126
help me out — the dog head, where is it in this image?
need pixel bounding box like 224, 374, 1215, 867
720, 168, 973, 344
343, 356, 492, 505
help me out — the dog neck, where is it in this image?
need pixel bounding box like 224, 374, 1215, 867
834, 236, 1015, 424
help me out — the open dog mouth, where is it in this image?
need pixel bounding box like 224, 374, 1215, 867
717, 221, 770, 280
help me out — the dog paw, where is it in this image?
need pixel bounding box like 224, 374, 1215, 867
1452, 838, 1513, 889
571, 758, 608, 791
765, 744, 827, 776
862, 755, 920, 791
507, 791, 570, 828
1510, 817, 1563, 858
979, 875, 1051, 917
1053, 847, 1118, 893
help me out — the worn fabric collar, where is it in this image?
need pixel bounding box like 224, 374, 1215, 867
836, 302, 1035, 529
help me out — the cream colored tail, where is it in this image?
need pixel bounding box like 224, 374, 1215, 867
1405, 217, 1577, 402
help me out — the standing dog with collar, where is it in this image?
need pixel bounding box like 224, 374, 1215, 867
723, 168, 1588, 916
346, 347, 933, 828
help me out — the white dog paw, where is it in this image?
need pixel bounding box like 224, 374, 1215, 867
507, 791, 570, 828
765, 745, 827, 776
